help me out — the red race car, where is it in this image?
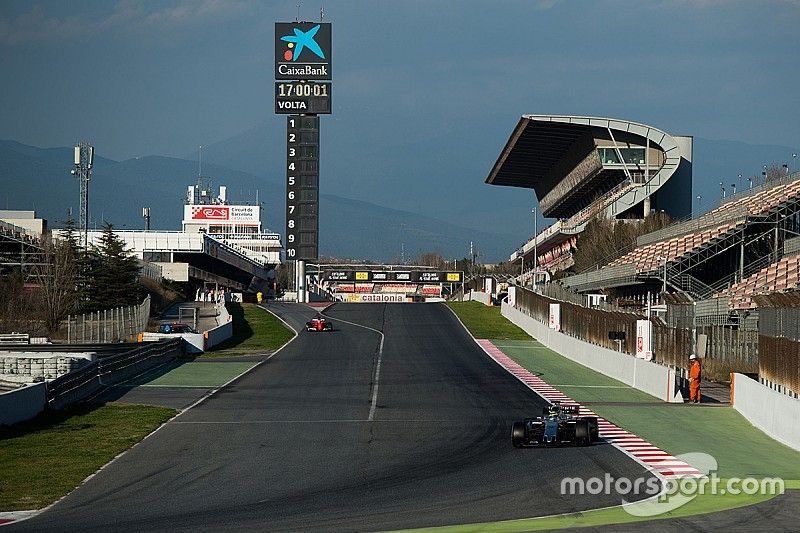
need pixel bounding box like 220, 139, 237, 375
305, 314, 334, 332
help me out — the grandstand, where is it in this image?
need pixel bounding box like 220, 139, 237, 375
563, 171, 800, 304
487, 115, 693, 276
0, 211, 47, 278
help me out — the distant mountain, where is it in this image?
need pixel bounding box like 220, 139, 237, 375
193, 121, 799, 242
186, 118, 538, 238
2, 133, 796, 262
0, 140, 517, 261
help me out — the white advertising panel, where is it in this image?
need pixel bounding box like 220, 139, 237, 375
636, 319, 653, 361
183, 205, 260, 224
549, 303, 561, 331
346, 293, 408, 303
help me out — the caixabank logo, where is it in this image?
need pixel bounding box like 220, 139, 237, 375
275, 22, 332, 80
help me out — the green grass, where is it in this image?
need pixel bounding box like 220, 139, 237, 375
207, 303, 294, 356
447, 301, 532, 340
0, 404, 175, 511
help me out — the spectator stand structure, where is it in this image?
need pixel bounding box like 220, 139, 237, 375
487, 115, 693, 280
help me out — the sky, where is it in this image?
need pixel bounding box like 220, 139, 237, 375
0, 0, 798, 172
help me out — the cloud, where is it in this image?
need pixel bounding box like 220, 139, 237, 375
0, 0, 253, 46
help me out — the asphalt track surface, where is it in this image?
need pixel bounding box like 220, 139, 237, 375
10, 303, 654, 532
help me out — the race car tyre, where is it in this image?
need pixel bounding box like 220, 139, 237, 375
511, 422, 526, 448
583, 417, 599, 442
574, 420, 590, 447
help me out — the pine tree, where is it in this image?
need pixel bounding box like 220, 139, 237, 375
89, 222, 141, 310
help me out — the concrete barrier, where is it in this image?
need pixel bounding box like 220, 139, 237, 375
0, 383, 46, 426
732, 373, 800, 451
0, 353, 93, 384
142, 332, 204, 353
502, 301, 682, 402
467, 290, 492, 306
205, 303, 233, 350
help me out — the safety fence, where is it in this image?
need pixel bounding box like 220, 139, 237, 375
514, 285, 694, 371
46, 338, 183, 410
756, 295, 800, 397
65, 296, 150, 344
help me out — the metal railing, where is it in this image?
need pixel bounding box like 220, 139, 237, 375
46, 338, 183, 410
66, 296, 150, 344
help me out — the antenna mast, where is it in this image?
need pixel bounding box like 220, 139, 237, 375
198, 145, 202, 177
71, 142, 94, 247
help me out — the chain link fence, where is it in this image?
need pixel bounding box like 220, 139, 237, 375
65, 296, 150, 344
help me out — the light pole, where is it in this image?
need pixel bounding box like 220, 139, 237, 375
720, 182, 726, 199
696, 194, 702, 214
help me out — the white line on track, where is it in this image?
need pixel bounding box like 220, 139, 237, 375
174, 419, 453, 424
321, 309, 385, 422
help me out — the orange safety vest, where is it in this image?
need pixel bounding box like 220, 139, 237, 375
690, 361, 701, 381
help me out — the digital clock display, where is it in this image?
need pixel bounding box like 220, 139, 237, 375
275, 82, 331, 114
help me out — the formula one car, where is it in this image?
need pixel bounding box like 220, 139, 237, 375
305, 314, 334, 332
511, 402, 599, 447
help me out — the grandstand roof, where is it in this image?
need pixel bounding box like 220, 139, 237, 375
486, 116, 592, 192
486, 114, 692, 223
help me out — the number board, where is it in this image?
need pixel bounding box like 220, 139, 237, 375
275, 81, 331, 114
285, 115, 320, 261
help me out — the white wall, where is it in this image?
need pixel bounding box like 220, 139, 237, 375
0, 383, 46, 426
204, 303, 233, 350
142, 332, 205, 353
502, 301, 683, 402
732, 373, 800, 451
468, 290, 492, 306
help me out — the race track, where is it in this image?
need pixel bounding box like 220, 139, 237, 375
10, 303, 653, 532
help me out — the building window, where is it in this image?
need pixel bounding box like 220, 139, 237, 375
598, 147, 646, 165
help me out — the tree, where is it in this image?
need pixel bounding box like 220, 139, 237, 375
88, 222, 141, 310
0, 269, 41, 335
32, 233, 80, 334
571, 212, 672, 273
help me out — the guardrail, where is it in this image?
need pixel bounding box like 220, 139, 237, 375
46, 338, 183, 410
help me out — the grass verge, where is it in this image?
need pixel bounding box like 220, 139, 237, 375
0, 404, 175, 511
206, 303, 294, 356
446, 301, 531, 340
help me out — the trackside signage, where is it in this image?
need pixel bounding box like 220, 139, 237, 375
636, 319, 653, 361
275, 22, 332, 80
321, 270, 463, 283
549, 303, 561, 331
184, 205, 260, 223
347, 294, 407, 303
